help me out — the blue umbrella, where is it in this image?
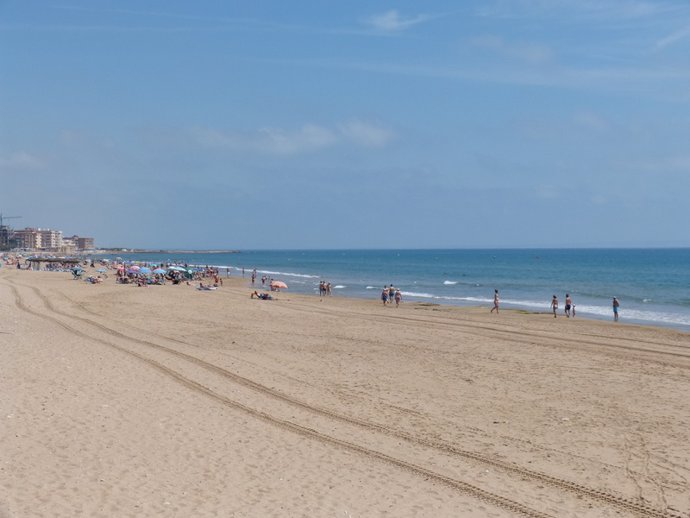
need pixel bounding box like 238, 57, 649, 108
153, 268, 166, 274
139, 267, 152, 275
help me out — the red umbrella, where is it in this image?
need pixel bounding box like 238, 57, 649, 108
270, 280, 288, 290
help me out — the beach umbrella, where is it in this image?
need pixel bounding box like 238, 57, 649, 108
167, 266, 187, 272
139, 267, 152, 275
129, 265, 141, 271
153, 268, 167, 274
270, 280, 288, 290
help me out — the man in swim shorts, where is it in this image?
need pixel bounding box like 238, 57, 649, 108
564, 294, 572, 317
612, 297, 620, 321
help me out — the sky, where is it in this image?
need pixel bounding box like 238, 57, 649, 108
1, 0, 690, 249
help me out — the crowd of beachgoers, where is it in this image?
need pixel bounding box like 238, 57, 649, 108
0, 254, 296, 298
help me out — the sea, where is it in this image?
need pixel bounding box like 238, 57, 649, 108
104, 249, 690, 332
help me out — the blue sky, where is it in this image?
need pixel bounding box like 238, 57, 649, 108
1, 0, 690, 249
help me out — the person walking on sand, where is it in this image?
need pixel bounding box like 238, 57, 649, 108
564, 293, 573, 318
394, 289, 402, 307
491, 289, 499, 313
381, 286, 389, 306
551, 295, 558, 318
613, 297, 620, 322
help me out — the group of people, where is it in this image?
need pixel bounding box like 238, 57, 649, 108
380, 285, 403, 307
492, 289, 621, 321
549, 294, 576, 318
319, 281, 332, 297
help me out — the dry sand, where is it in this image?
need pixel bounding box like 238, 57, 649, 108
1, 267, 689, 517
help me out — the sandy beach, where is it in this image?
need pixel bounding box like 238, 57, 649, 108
1, 266, 689, 518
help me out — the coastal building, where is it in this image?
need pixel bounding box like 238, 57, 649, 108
64, 235, 95, 251
12, 227, 67, 251
38, 228, 63, 250
7, 227, 94, 253
0, 225, 11, 250
13, 228, 42, 250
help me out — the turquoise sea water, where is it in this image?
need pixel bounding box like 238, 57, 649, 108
107, 249, 690, 331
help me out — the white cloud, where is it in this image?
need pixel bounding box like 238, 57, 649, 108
192, 124, 335, 155
0, 151, 43, 170
339, 120, 395, 148
258, 125, 337, 154
363, 10, 432, 32
655, 24, 690, 50
192, 121, 394, 155
470, 35, 554, 65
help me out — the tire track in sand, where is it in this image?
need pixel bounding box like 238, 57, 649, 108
6, 279, 556, 518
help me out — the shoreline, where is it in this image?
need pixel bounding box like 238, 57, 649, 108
4, 255, 689, 335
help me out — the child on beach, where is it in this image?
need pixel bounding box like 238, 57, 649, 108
551, 295, 558, 318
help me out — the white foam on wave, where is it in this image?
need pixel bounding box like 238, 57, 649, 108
334, 285, 346, 289
443, 280, 458, 285
566, 304, 690, 327
257, 269, 319, 279
401, 291, 439, 299
365, 286, 376, 289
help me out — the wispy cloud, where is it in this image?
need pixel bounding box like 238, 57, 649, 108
655, 24, 690, 50
476, 0, 681, 21
470, 35, 554, 65
0, 151, 44, 170
338, 120, 395, 148
191, 121, 395, 155
363, 10, 434, 32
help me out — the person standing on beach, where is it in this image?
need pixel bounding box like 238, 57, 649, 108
388, 284, 396, 305
394, 289, 402, 307
564, 294, 573, 318
551, 295, 558, 318
381, 286, 389, 306
491, 289, 499, 313
613, 297, 620, 321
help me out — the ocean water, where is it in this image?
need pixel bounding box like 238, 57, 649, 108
105, 249, 690, 331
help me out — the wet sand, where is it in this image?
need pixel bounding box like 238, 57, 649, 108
1, 267, 689, 517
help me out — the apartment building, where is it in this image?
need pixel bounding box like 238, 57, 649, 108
12, 228, 64, 251
64, 235, 95, 251
13, 228, 42, 249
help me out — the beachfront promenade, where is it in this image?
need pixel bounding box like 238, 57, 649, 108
1, 266, 689, 517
